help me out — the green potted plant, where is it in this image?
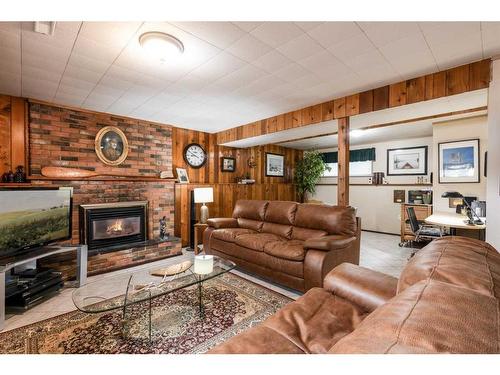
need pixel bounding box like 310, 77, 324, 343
294, 150, 331, 202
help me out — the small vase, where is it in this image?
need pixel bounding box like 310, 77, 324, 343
14, 165, 26, 183
7, 170, 15, 183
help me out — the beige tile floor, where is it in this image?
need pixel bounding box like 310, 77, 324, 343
1, 231, 412, 333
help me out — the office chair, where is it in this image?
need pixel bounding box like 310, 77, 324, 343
406, 206, 443, 256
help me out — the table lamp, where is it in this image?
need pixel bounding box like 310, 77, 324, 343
193, 187, 214, 224
441, 191, 483, 225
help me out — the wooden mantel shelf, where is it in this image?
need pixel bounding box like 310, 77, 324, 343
0, 182, 32, 187
27, 175, 177, 182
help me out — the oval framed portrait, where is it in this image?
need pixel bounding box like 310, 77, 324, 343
95, 126, 129, 166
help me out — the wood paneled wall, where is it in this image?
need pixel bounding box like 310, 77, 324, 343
0, 95, 11, 175
172, 127, 303, 244
172, 127, 302, 184
0, 95, 27, 175
217, 59, 491, 144
175, 182, 298, 246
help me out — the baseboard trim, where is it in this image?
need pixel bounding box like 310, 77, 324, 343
362, 229, 399, 237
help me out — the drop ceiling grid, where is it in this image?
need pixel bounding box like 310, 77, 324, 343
0, 21, 498, 132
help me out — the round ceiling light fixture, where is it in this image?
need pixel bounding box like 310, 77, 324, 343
139, 32, 184, 61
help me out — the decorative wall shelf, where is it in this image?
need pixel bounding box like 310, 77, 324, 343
316, 183, 433, 187
27, 175, 177, 182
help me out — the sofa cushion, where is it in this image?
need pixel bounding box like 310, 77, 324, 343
294, 204, 357, 236
397, 236, 500, 296
235, 233, 283, 252
207, 218, 239, 229
209, 288, 366, 354
262, 222, 293, 239
232, 200, 268, 221
291, 227, 328, 241
237, 218, 264, 232
209, 238, 304, 278
264, 239, 305, 261
330, 279, 500, 353
211, 228, 255, 243
264, 201, 298, 225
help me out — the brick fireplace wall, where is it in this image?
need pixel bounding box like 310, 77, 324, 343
31, 179, 176, 244
29, 102, 173, 177
27, 102, 181, 277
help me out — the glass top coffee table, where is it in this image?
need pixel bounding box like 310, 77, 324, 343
72, 256, 235, 341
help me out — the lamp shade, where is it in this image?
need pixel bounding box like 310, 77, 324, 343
441, 191, 463, 198
193, 187, 213, 203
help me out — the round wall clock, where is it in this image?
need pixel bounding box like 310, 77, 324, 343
183, 143, 207, 169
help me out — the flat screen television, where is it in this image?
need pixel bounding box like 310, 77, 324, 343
0, 187, 72, 257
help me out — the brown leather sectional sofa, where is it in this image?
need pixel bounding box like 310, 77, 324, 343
203, 200, 361, 292
209, 236, 500, 354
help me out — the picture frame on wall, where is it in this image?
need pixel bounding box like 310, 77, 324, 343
221, 157, 236, 172
387, 146, 428, 176
95, 126, 129, 166
265, 152, 285, 177
176, 167, 189, 183
438, 139, 480, 183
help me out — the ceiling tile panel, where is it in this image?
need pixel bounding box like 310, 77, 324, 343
358, 22, 421, 47
231, 22, 262, 32
189, 52, 246, 83
306, 22, 361, 48
79, 22, 142, 47
273, 63, 312, 83
0, 72, 21, 96
172, 22, 246, 49
212, 64, 267, 90
294, 22, 324, 32
430, 32, 483, 69
250, 22, 304, 48
276, 33, 324, 61
328, 33, 376, 64
72, 36, 123, 64
225, 34, 273, 62
252, 50, 292, 73
297, 50, 344, 72
481, 22, 500, 56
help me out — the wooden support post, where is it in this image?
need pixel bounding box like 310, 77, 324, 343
337, 117, 350, 206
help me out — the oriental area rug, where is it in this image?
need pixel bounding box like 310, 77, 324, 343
0, 273, 292, 354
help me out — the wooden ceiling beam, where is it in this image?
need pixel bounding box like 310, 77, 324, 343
217, 59, 491, 145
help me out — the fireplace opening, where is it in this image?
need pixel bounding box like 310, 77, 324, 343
80, 201, 148, 254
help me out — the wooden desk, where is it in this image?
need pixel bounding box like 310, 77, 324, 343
425, 212, 486, 229
193, 223, 208, 255
425, 211, 486, 240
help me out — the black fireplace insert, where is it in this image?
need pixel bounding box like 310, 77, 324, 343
79, 201, 148, 254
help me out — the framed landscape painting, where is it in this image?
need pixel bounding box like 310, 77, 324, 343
438, 139, 480, 183
387, 146, 428, 176
265, 153, 285, 177
221, 157, 236, 172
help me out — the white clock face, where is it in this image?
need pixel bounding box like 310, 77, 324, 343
184, 144, 206, 168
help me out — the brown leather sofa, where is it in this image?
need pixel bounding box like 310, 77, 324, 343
209, 236, 500, 354
203, 200, 361, 292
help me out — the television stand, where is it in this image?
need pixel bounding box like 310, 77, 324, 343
0, 244, 88, 331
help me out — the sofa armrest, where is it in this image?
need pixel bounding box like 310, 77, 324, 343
207, 218, 239, 229
323, 263, 398, 313
304, 235, 356, 251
